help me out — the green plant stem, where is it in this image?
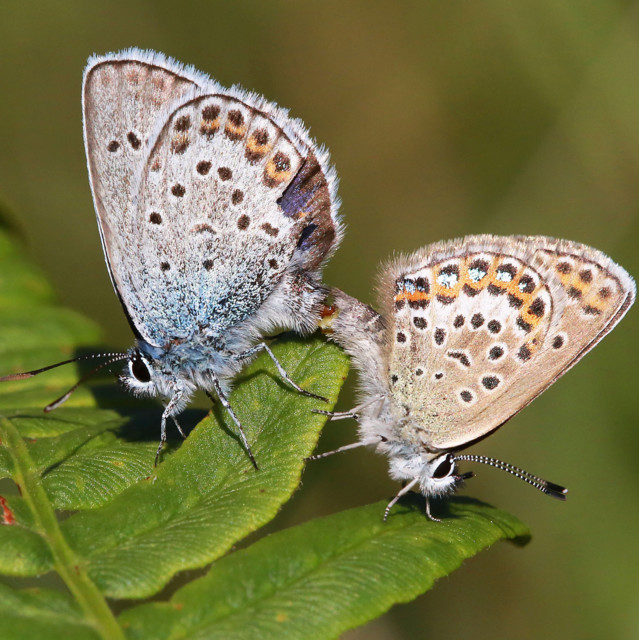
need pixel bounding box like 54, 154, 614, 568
0, 416, 125, 640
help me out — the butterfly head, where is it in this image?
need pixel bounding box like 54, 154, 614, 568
120, 346, 191, 404
386, 446, 468, 498
426, 453, 469, 495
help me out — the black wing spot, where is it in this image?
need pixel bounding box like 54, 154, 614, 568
127, 132, 141, 149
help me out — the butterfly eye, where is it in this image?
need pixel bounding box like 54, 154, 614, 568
130, 354, 151, 383
433, 455, 455, 479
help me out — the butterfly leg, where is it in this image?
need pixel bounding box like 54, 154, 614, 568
384, 477, 420, 521
155, 391, 185, 466
311, 408, 360, 420
155, 418, 167, 467
306, 440, 367, 461
309, 396, 387, 459
172, 416, 187, 439
207, 378, 259, 471
425, 496, 441, 523
313, 395, 385, 421
234, 342, 328, 402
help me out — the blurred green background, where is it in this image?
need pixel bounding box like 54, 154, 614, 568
1, 1, 638, 638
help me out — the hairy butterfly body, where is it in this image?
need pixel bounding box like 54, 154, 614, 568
317, 235, 634, 519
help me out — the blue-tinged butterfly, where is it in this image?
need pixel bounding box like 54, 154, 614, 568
1, 49, 343, 465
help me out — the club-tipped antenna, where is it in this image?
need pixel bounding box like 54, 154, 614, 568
43, 353, 130, 412
453, 454, 568, 500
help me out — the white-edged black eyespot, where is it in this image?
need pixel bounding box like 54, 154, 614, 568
130, 350, 151, 383
433, 454, 455, 479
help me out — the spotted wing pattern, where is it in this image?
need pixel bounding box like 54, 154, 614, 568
383, 235, 635, 450
83, 51, 200, 338
83, 49, 341, 347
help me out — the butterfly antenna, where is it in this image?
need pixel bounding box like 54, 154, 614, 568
0, 352, 128, 410
0, 352, 128, 382
453, 454, 568, 500
42, 353, 130, 412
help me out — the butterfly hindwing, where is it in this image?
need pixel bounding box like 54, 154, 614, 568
83, 49, 342, 348
384, 235, 635, 450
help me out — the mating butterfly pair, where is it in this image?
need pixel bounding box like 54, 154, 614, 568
1, 49, 634, 520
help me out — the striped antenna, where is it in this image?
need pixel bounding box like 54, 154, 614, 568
454, 454, 567, 500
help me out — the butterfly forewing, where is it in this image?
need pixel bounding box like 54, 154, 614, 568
83, 53, 202, 319
385, 235, 635, 450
